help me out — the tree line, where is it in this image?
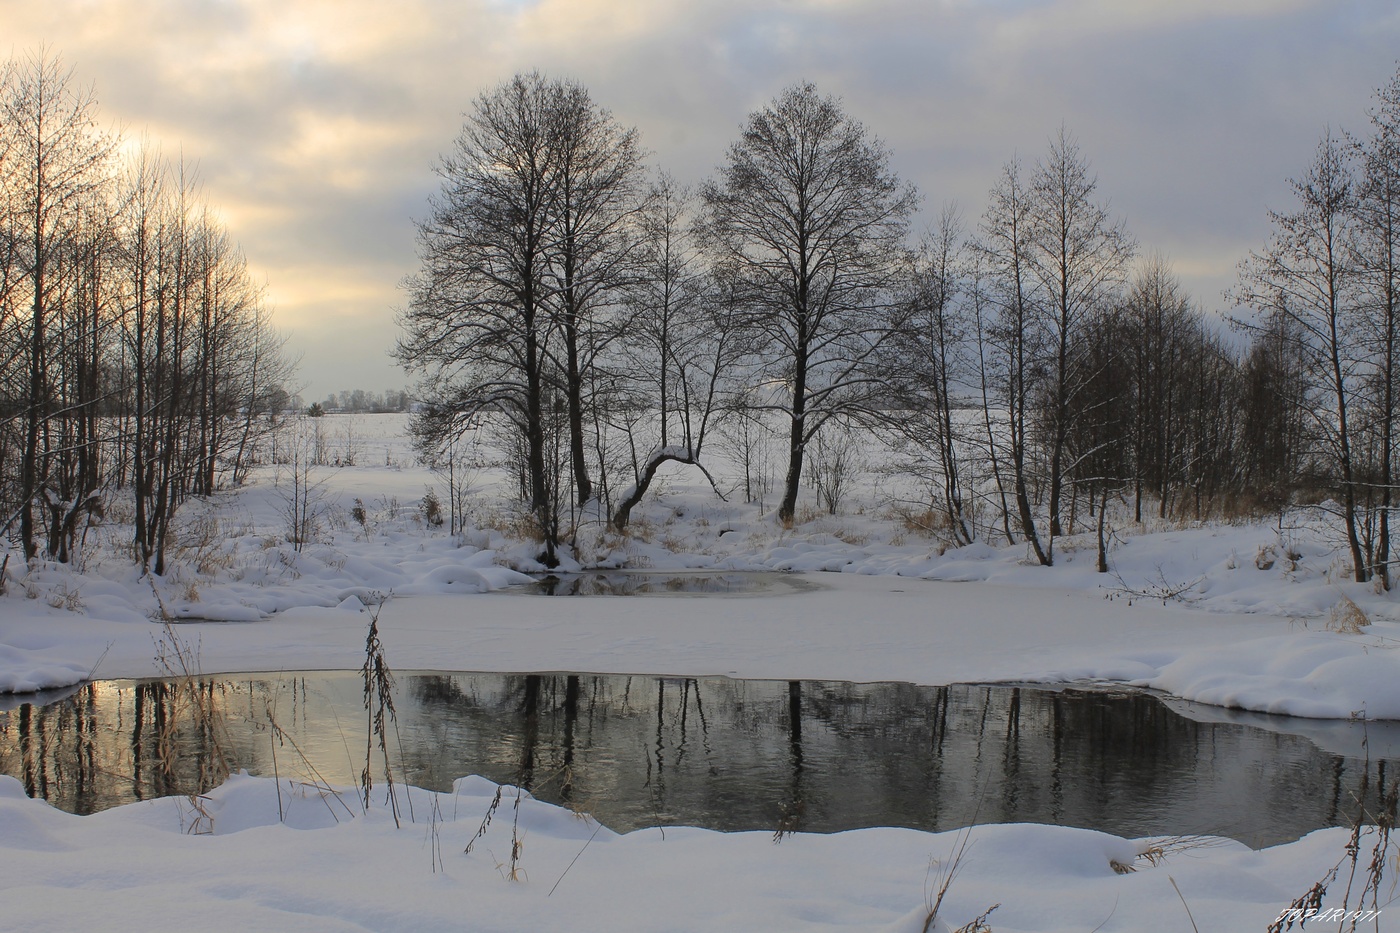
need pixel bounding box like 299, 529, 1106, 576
398, 67, 1400, 584
0, 52, 291, 574
310, 389, 413, 416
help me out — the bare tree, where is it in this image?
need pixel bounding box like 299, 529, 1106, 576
701, 83, 917, 522
975, 157, 1050, 563
1352, 68, 1400, 587
966, 249, 1016, 545
226, 314, 292, 487
119, 141, 166, 570
610, 175, 734, 529
399, 73, 650, 562
540, 82, 645, 512
627, 174, 705, 452
142, 161, 202, 576
1063, 303, 1132, 571
118, 157, 273, 574
1234, 132, 1367, 582
0, 52, 288, 571
1025, 129, 1135, 544
397, 73, 567, 565
1238, 310, 1311, 497
1123, 255, 1193, 520
0, 50, 117, 561
882, 205, 973, 544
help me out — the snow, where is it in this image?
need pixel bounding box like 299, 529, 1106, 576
1152, 632, 1400, 719
0, 770, 1378, 933
5, 552, 1391, 721
1, 414, 1398, 930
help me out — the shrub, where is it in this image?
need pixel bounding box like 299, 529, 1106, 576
421, 488, 445, 527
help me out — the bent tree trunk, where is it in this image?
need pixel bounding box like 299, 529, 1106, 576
611, 447, 725, 530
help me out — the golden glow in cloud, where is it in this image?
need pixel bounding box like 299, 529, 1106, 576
275, 112, 410, 191
0, 0, 1395, 396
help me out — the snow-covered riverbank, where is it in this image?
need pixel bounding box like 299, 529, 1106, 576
2, 434, 1398, 721
0, 767, 1383, 933
3, 414, 1398, 930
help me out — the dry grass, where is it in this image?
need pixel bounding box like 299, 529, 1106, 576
1255, 544, 1277, 570
811, 520, 872, 546
1107, 566, 1205, 606
477, 505, 546, 543
885, 504, 961, 553
261, 703, 357, 825
1052, 534, 1093, 554
778, 504, 825, 530
623, 515, 657, 543
45, 581, 83, 611
177, 792, 217, 835
1327, 593, 1371, 634
772, 799, 805, 844
952, 906, 999, 933
151, 624, 235, 829
102, 496, 136, 525
361, 603, 409, 827
465, 783, 528, 882
464, 762, 592, 887
1112, 835, 1224, 874
1268, 773, 1397, 932
170, 505, 239, 577
921, 823, 1000, 933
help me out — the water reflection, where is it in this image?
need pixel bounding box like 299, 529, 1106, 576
1, 673, 1392, 846
2, 679, 232, 814
511, 571, 813, 596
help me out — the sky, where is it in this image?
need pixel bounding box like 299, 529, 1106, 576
4, 0, 1400, 402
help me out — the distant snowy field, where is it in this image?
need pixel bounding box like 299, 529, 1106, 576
1, 412, 1397, 930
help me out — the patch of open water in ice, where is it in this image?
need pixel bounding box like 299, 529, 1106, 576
507, 570, 820, 596
1, 672, 1392, 847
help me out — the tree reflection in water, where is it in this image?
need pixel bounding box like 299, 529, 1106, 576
2, 672, 1395, 847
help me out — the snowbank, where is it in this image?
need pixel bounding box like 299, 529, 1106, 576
6, 564, 1398, 721
0, 771, 1372, 933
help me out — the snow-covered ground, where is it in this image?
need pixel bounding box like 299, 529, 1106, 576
0, 769, 1383, 933
1, 413, 1397, 930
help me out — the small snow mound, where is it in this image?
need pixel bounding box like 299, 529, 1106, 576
878, 904, 952, 933
427, 565, 486, 588
452, 775, 502, 797
171, 603, 265, 623
951, 542, 999, 561
0, 802, 72, 852
0, 644, 90, 692
197, 772, 356, 834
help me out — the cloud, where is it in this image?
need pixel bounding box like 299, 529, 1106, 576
2, 0, 1399, 394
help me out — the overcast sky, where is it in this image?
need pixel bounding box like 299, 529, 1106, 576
5, 0, 1400, 401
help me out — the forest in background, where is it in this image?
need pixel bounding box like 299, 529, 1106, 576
398, 67, 1400, 582
4, 47, 1400, 588
0, 52, 292, 575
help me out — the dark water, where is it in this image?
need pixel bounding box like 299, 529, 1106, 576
510, 570, 815, 596
0, 672, 1392, 847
